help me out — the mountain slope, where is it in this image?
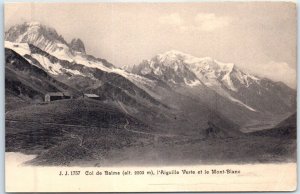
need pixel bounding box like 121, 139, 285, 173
5, 22, 115, 68
5, 48, 77, 102
132, 50, 296, 115
5, 23, 174, 134
5, 41, 167, 110
250, 113, 296, 138
5, 22, 296, 136
5, 22, 73, 61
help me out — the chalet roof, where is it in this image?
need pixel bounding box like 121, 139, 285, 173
46, 92, 71, 97
84, 93, 99, 97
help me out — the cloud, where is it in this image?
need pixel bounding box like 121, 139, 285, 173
159, 13, 183, 26
194, 13, 232, 32
247, 61, 296, 88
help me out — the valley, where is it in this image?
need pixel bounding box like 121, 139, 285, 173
4, 22, 297, 166
6, 98, 296, 166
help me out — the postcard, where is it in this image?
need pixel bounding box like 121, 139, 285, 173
5, 2, 297, 192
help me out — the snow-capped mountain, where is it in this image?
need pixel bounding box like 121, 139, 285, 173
5, 22, 155, 89
5, 21, 296, 134
5, 22, 74, 61
133, 50, 257, 90
5, 48, 77, 103
132, 50, 296, 114
5, 22, 167, 118
5, 22, 112, 69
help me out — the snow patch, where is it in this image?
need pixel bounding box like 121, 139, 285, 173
6, 152, 36, 167
32, 54, 62, 75
184, 78, 201, 87
221, 72, 237, 91
233, 69, 260, 88
227, 95, 257, 112
72, 55, 111, 72
153, 67, 163, 75
50, 43, 73, 62
65, 69, 84, 76
141, 66, 152, 75
5, 41, 31, 56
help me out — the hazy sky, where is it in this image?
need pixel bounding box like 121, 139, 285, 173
5, 2, 297, 88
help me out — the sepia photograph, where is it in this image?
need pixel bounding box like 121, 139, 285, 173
4, 2, 297, 192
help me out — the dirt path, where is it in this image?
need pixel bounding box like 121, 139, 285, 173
116, 101, 184, 138
124, 119, 179, 138
60, 129, 85, 147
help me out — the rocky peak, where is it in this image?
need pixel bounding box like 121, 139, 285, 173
69, 38, 86, 54
5, 21, 68, 45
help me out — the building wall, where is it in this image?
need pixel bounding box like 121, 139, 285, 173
45, 95, 51, 102
45, 95, 71, 102
50, 96, 64, 101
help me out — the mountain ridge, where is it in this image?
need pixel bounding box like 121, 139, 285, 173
132, 50, 296, 115
5, 21, 296, 135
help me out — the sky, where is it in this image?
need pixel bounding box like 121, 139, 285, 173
5, 2, 297, 88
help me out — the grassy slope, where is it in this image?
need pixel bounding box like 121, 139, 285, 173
250, 113, 296, 138
92, 136, 296, 166
5, 48, 79, 104
6, 99, 151, 163
6, 98, 296, 166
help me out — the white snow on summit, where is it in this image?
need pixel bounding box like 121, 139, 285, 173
154, 50, 260, 92
136, 50, 260, 111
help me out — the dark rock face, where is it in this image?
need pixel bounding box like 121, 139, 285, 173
69, 38, 86, 54
5, 48, 75, 101
228, 73, 296, 114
